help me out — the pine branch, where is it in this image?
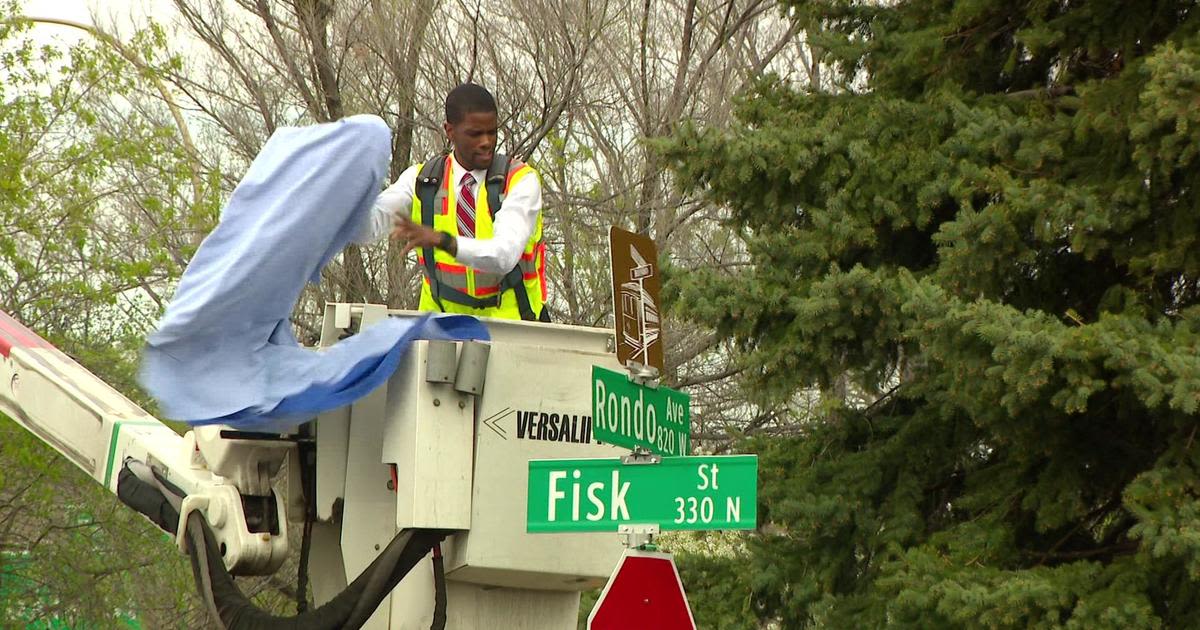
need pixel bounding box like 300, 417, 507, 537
1031, 540, 1139, 562
1005, 85, 1075, 99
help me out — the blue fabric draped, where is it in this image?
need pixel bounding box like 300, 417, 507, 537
139, 115, 488, 432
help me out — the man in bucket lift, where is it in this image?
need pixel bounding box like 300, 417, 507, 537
358, 83, 550, 322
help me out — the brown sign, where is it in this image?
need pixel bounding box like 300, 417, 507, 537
609, 226, 663, 371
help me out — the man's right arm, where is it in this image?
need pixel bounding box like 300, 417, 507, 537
354, 164, 419, 244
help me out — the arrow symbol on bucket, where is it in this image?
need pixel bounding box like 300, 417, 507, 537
483, 408, 510, 439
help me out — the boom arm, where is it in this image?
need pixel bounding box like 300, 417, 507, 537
0, 310, 289, 574
0, 310, 456, 630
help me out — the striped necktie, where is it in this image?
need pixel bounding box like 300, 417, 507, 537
457, 172, 477, 238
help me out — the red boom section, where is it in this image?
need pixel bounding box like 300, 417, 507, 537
0, 310, 53, 357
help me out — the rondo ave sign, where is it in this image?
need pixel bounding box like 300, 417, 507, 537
593, 365, 690, 457
588, 549, 695, 630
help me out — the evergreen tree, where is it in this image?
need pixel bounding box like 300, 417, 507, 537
663, 1, 1200, 627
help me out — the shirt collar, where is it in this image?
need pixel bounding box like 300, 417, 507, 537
449, 153, 486, 187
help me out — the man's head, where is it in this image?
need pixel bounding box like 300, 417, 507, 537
444, 83, 498, 171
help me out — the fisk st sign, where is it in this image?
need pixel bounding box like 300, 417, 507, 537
527, 455, 758, 533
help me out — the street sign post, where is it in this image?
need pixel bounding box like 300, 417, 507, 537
593, 365, 690, 457
527, 455, 757, 533
609, 227, 663, 372
588, 549, 696, 630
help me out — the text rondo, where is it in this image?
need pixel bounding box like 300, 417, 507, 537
592, 366, 689, 457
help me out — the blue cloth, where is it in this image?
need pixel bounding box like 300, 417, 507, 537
139, 115, 488, 432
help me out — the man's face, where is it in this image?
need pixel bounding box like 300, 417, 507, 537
445, 110, 498, 171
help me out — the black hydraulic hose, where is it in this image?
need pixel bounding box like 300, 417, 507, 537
430, 543, 447, 630
184, 511, 448, 630
295, 441, 318, 613
296, 518, 314, 613
341, 529, 416, 628
118, 459, 451, 629
116, 466, 180, 535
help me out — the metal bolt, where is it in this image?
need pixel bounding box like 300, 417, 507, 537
458, 400, 466, 409
386, 480, 395, 490
433, 398, 441, 407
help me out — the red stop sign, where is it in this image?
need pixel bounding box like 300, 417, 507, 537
588, 549, 696, 630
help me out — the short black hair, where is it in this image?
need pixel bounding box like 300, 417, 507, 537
445, 83, 497, 124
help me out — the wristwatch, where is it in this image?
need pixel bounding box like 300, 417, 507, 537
438, 231, 455, 253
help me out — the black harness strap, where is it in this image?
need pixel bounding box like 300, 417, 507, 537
416, 158, 447, 312
484, 156, 507, 220
503, 267, 537, 321
436, 287, 501, 309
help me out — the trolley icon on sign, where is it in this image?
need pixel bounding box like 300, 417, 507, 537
609, 227, 664, 372
620, 246, 660, 366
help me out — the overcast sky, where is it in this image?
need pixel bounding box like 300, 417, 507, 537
19, 0, 176, 43
21, 0, 92, 22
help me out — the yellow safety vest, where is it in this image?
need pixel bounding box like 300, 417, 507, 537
412, 155, 546, 320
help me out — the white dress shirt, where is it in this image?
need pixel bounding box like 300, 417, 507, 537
357, 153, 542, 274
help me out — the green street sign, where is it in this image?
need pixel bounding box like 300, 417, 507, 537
527, 455, 757, 533
592, 365, 690, 457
